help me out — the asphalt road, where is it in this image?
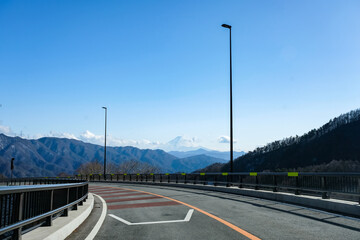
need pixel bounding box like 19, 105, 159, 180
74, 183, 360, 240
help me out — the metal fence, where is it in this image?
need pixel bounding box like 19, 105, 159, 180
77, 172, 360, 203
0, 180, 88, 240
0, 177, 85, 186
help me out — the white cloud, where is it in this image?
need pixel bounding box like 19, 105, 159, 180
218, 136, 237, 144
1, 126, 206, 152
79, 130, 161, 149
78, 132, 201, 151
0, 125, 14, 136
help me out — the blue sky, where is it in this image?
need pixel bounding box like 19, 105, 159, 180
1, 0, 360, 151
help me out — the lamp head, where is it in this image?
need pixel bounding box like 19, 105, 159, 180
221, 24, 231, 29
102, 107, 107, 110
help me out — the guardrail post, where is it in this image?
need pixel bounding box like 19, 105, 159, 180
214, 175, 218, 186
160, 175, 162, 183
176, 175, 178, 183
117, 174, 119, 181
273, 175, 278, 192
193, 175, 196, 185
238, 175, 243, 188
321, 176, 329, 199
255, 176, 259, 190
73, 187, 79, 210
78, 187, 83, 206
45, 190, 54, 226
62, 188, 70, 217
226, 175, 230, 187
295, 176, 300, 195
145, 174, 148, 182
168, 174, 170, 183
129, 175, 132, 182
184, 174, 187, 184
358, 178, 360, 204
13, 193, 24, 239
203, 174, 207, 185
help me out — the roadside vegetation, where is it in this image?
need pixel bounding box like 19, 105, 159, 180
76, 159, 161, 175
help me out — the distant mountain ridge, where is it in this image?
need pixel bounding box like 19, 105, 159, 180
169, 148, 245, 160
0, 134, 226, 177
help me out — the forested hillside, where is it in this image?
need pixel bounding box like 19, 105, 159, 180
219, 109, 360, 172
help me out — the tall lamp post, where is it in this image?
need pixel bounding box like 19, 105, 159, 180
221, 23, 234, 174
102, 107, 107, 180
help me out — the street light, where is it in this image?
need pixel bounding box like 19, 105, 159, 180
102, 107, 107, 179
221, 23, 234, 174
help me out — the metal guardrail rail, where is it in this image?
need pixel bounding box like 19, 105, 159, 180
0, 179, 88, 240
0, 177, 85, 186
77, 172, 360, 203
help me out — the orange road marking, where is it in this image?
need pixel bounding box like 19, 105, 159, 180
101, 185, 261, 240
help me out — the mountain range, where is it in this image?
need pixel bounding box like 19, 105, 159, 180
0, 134, 227, 177
169, 148, 245, 160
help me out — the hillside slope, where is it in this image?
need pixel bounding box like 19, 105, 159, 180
220, 109, 360, 172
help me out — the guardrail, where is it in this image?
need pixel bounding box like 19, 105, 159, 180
0, 177, 85, 186
76, 172, 360, 203
0, 179, 88, 240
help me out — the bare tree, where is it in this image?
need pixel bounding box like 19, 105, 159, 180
118, 159, 161, 174
76, 159, 161, 175
76, 159, 103, 175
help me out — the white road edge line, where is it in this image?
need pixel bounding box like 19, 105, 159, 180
84, 194, 108, 240
109, 209, 194, 225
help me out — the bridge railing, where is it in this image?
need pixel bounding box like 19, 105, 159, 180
0, 179, 88, 240
0, 177, 86, 186
78, 172, 360, 203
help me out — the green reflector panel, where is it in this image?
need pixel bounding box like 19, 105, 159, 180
181, 173, 186, 175
165, 173, 169, 175
150, 173, 154, 175
137, 174, 140, 175
288, 172, 299, 177
200, 173, 205, 176
222, 172, 228, 176
250, 172, 257, 176
124, 173, 127, 175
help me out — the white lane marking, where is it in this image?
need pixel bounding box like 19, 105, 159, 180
109, 209, 194, 225
84, 194, 108, 240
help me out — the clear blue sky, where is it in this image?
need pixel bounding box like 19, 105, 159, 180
1, 0, 360, 151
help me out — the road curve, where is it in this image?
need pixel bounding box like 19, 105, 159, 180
75, 183, 360, 240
